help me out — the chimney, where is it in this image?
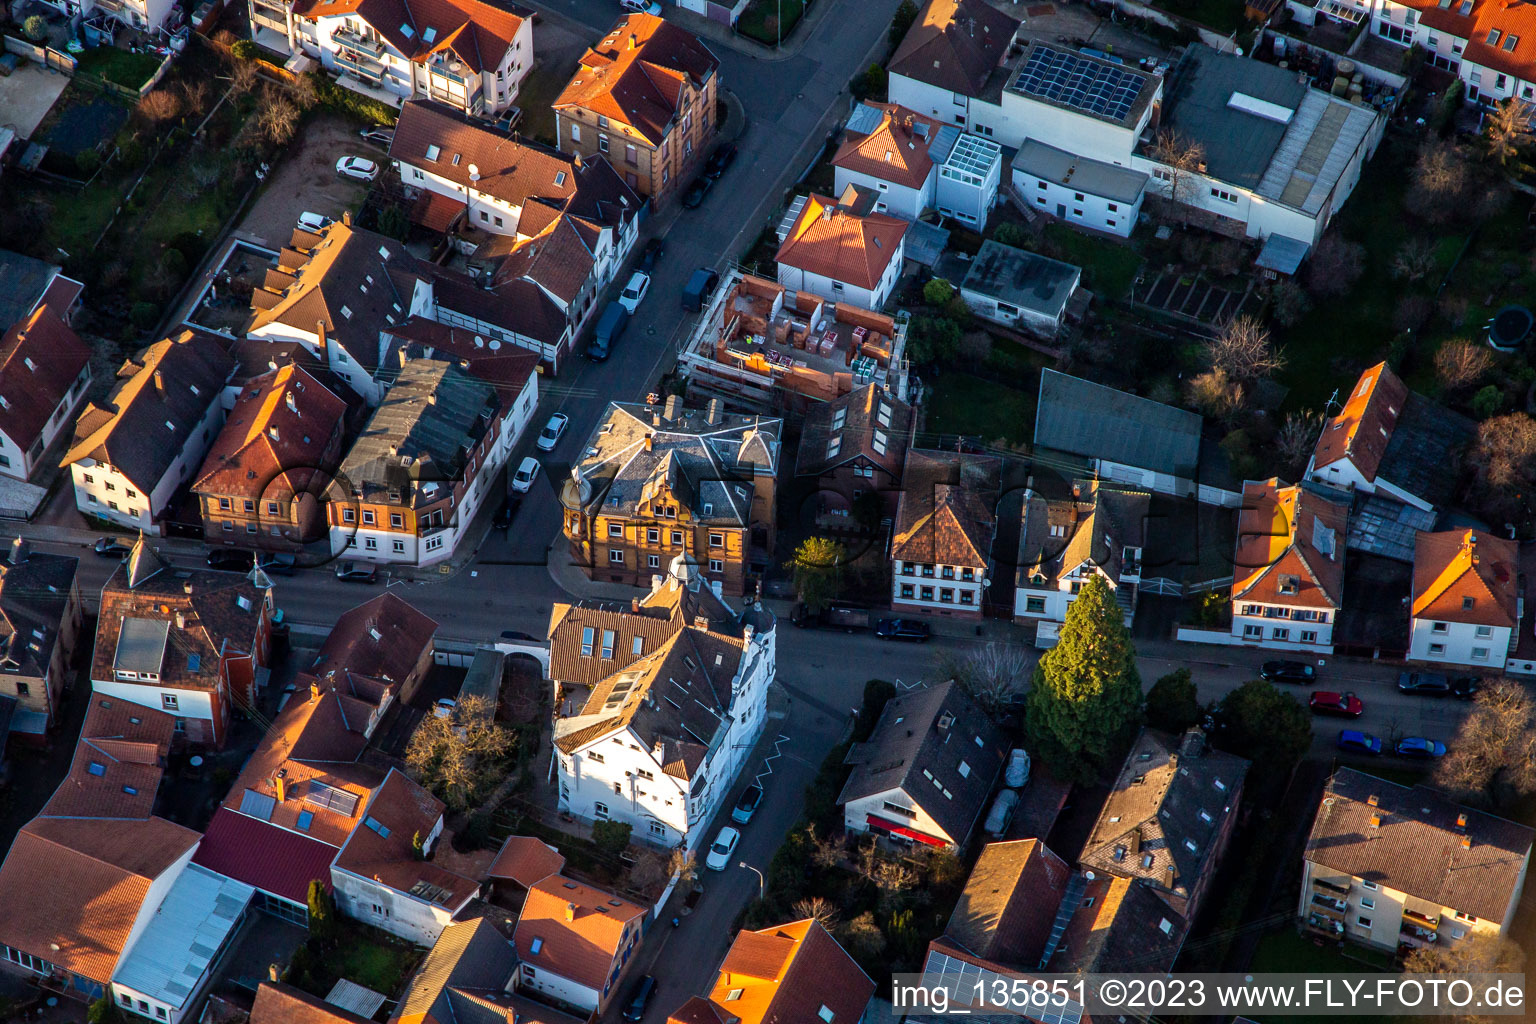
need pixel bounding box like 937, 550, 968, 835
311, 681, 320, 702
1369, 813, 1381, 829
628, 33, 637, 48
7, 537, 23, 565
153, 370, 165, 396
175, 611, 186, 629
1367, 794, 1379, 807
274, 774, 287, 803
1162, 866, 1176, 889
644, 433, 654, 452
565, 902, 577, 922
342, 210, 353, 227
317, 321, 334, 367
1456, 813, 1468, 830
1128, 830, 1141, 854
269, 425, 280, 442
664, 394, 682, 422
269, 963, 280, 983
632, 598, 641, 612
694, 615, 709, 629
286, 391, 299, 415
1461, 835, 1472, 849
706, 398, 723, 426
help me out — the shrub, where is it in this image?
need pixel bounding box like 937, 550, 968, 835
1472, 384, 1505, 419
160, 247, 188, 277
992, 221, 1028, 248
231, 38, 260, 60
907, 314, 962, 364
75, 150, 102, 177
312, 72, 399, 125
922, 277, 955, 306
130, 301, 160, 329
377, 204, 410, 241
592, 819, 632, 858
22, 15, 47, 41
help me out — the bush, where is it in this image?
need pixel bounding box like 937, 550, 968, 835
922, 277, 955, 306
231, 38, 260, 60
992, 221, 1028, 248
1472, 384, 1505, 419
75, 150, 103, 177
312, 72, 399, 126
907, 314, 962, 364
130, 301, 160, 329
160, 247, 188, 277
88, 995, 124, 1024
592, 819, 632, 858
23, 14, 47, 41
1146, 668, 1200, 733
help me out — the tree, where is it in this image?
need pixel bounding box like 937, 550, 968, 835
1305, 232, 1365, 298
231, 58, 261, 97
668, 848, 697, 887
404, 694, 513, 811
922, 277, 955, 306
1206, 315, 1284, 384
993, 221, 1028, 248
786, 536, 844, 613
806, 822, 845, 869
1145, 669, 1199, 734
1433, 678, 1536, 806
1467, 413, 1536, 519
906, 315, 962, 364
1484, 98, 1533, 169
1472, 384, 1505, 419
1186, 367, 1244, 421
130, 301, 160, 330
792, 896, 840, 927
1269, 278, 1312, 327
592, 819, 633, 857
138, 89, 182, 125
231, 38, 260, 60
839, 911, 886, 960
1024, 575, 1142, 783
256, 90, 301, 145
933, 643, 1031, 711
854, 679, 896, 742
289, 69, 319, 110
859, 63, 887, 101
1405, 140, 1471, 226
22, 14, 47, 40
306, 879, 336, 944
89, 995, 125, 1024
1404, 934, 1525, 1024
889, 0, 919, 45
1276, 410, 1323, 477
1208, 680, 1310, 801
1391, 237, 1437, 282
1435, 338, 1493, 392
1147, 130, 1206, 214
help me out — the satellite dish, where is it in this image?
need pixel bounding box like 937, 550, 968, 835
468, 163, 479, 181
488, 339, 501, 350
473, 335, 484, 348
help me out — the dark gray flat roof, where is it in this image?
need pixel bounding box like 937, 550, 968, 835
114, 617, 171, 675
960, 241, 1080, 319
1012, 139, 1149, 205
1034, 369, 1201, 475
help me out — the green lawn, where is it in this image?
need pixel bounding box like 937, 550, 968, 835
1039, 223, 1142, 302
74, 47, 164, 90
1248, 929, 1405, 1024
737, 0, 807, 45
321, 924, 421, 994
926, 371, 1036, 445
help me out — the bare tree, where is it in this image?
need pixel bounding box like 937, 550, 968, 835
1404, 934, 1525, 1023
933, 643, 1032, 712
256, 90, 301, 146
872, 860, 918, 893
838, 912, 887, 960
1405, 140, 1471, 226
1208, 315, 1285, 383
1391, 237, 1436, 282
1147, 130, 1207, 215
405, 694, 513, 811
178, 79, 213, 119
1305, 233, 1365, 298
1186, 367, 1245, 421
1470, 411, 1536, 490
668, 848, 697, 887
1275, 410, 1323, 475
1392, 295, 1433, 334
289, 70, 319, 110
1435, 338, 1494, 392
791, 896, 840, 928
1269, 278, 1312, 328
230, 59, 261, 97
1433, 678, 1536, 806
807, 824, 845, 870
137, 89, 183, 126
1484, 98, 1534, 169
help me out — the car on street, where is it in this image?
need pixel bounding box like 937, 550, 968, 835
732, 785, 763, 824
1397, 671, 1451, 696
1309, 690, 1363, 717
206, 548, 255, 572
93, 537, 131, 558
1396, 736, 1447, 759
358, 127, 394, 147
682, 267, 721, 311
681, 176, 712, 209
704, 142, 738, 179
1260, 660, 1316, 684
618, 271, 650, 313
493, 496, 521, 530
259, 553, 297, 576
296, 211, 333, 233
620, 0, 661, 11
335, 156, 379, 181
874, 618, 930, 642
1451, 676, 1480, 700
1336, 729, 1382, 755
334, 561, 378, 583
704, 826, 740, 871
638, 238, 664, 272
537, 413, 569, 451
622, 976, 657, 1022
433, 698, 457, 720
511, 457, 540, 493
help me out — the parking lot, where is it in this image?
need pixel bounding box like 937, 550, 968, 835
0, 60, 71, 140
238, 113, 379, 247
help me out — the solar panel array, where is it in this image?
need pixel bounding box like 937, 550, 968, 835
1011, 45, 1149, 123
920, 950, 1086, 1024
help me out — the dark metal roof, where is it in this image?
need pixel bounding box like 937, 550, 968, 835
1034, 369, 1201, 477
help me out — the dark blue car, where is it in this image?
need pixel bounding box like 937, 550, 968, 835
1337, 729, 1382, 755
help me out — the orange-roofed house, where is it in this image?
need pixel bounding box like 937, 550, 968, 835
832, 103, 952, 221
890, 450, 1001, 619
1230, 479, 1348, 652
512, 874, 647, 1013
1409, 530, 1519, 668
553, 13, 720, 199
776, 188, 908, 310
0, 305, 92, 482
704, 919, 874, 1024
1342, 0, 1536, 111
193, 363, 348, 552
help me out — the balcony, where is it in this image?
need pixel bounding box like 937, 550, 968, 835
1313, 877, 1352, 897
1400, 922, 1439, 946
333, 50, 384, 85
1306, 912, 1344, 937
95, 0, 125, 12
1310, 893, 1347, 917
1402, 909, 1440, 929
333, 28, 384, 56
251, 7, 286, 32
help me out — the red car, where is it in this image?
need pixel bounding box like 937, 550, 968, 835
1309, 691, 1364, 717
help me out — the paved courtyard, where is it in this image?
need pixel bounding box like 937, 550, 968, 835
0, 61, 70, 140
237, 114, 374, 248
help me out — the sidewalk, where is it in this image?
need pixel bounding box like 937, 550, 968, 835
664, 0, 843, 62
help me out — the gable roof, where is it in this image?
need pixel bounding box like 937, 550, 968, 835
1306, 768, 1535, 922
42, 697, 174, 819
0, 544, 77, 684
392, 917, 515, 1024
1017, 481, 1150, 588
193, 805, 343, 905
61, 331, 234, 490
554, 13, 720, 147
838, 680, 1006, 845
1411, 529, 1519, 628
888, 0, 1019, 97
832, 103, 951, 191
193, 363, 347, 499
710, 919, 874, 1024
0, 305, 90, 454
253, 982, 375, 1024
943, 839, 1071, 966
391, 100, 580, 208
794, 383, 912, 480
312, 592, 439, 690
487, 835, 566, 888
1311, 361, 1408, 482
1034, 369, 1201, 476
297, 0, 528, 74
334, 768, 478, 912
0, 250, 78, 329
1393, 0, 1536, 82
890, 449, 1000, 568
775, 191, 907, 291
513, 874, 646, 991
1232, 478, 1348, 609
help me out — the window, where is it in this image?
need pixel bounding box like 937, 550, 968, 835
958, 760, 971, 778
920, 586, 934, 600
571, 123, 581, 142
609, 549, 625, 564
1301, 630, 1317, 643
581, 627, 594, 657
390, 513, 403, 528
162, 694, 179, 711
671, 530, 683, 545
1472, 647, 1490, 660
1360, 897, 1375, 910
267, 501, 279, 516
1357, 916, 1373, 928
942, 566, 955, 579
900, 583, 915, 598
392, 540, 405, 553
648, 554, 660, 568
342, 508, 356, 523
960, 591, 974, 605
598, 135, 609, 153
1025, 596, 1046, 614
608, 523, 623, 537
647, 528, 660, 544
709, 532, 724, 548
1432, 621, 1448, 633
105, 481, 115, 492
649, 821, 666, 836
632, 636, 644, 656
939, 588, 954, 603
362, 510, 376, 525
1362, 880, 1378, 890
601, 630, 615, 658
1429, 643, 1446, 655
1272, 627, 1289, 640
365, 538, 377, 550
1210, 187, 1238, 203
1475, 625, 1493, 638
1243, 624, 1263, 639
819, 1007, 835, 1023
709, 558, 724, 573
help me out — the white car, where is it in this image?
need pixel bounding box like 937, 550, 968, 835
537, 413, 569, 452
296, 211, 333, 233
620, 0, 662, 12
335, 156, 380, 181
432, 698, 457, 720
511, 456, 540, 493
704, 826, 740, 871
617, 271, 650, 314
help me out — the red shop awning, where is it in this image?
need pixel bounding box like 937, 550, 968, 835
866, 813, 947, 847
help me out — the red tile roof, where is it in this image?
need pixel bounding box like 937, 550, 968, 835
194, 805, 341, 905
710, 920, 874, 1024
487, 835, 566, 888
832, 104, 948, 191
42, 697, 174, 819
411, 188, 468, 233
513, 874, 646, 991
1232, 479, 1348, 610
0, 305, 89, 456
1412, 529, 1519, 628
1394, 0, 1536, 82
891, 450, 1001, 568
1311, 361, 1408, 482
775, 192, 908, 291
333, 769, 478, 912
192, 363, 347, 499
313, 593, 438, 690
888, 0, 1020, 96
252, 982, 375, 1024
297, 0, 528, 74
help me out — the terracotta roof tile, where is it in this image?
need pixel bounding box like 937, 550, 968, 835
1231, 478, 1348, 609
795, 383, 912, 480
1311, 361, 1408, 482
775, 192, 908, 292
0, 546, 78, 686
391, 100, 580, 210
888, 0, 1020, 97
513, 874, 646, 991
1394, 0, 1536, 82
193, 364, 347, 500
334, 769, 478, 911
297, 0, 528, 74
943, 839, 1070, 965
890, 449, 1000, 568
710, 920, 874, 1024
313, 592, 438, 689
0, 305, 90, 455
487, 835, 566, 887
392, 916, 517, 1024
832, 104, 949, 191
42, 697, 175, 819
193, 806, 341, 905
252, 982, 374, 1024
1411, 529, 1519, 628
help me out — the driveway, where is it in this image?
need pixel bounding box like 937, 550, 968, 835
238, 114, 376, 248
0, 61, 70, 140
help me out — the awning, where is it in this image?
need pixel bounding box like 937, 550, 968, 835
866, 813, 947, 847
1255, 234, 1310, 275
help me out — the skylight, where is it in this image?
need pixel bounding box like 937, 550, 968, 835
425, 144, 441, 160
364, 815, 391, 838
554, 171, 567, 186
530, 938, 544, 954
88, 762, 106, 777
422, 26, 436, 43
400, 22, 414, 36
297, 810, 314, 831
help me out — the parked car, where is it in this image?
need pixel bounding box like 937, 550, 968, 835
493, 496, 522, 530
681, 176, 712, 209
874, 618, 930, 642
1451, 676, 1481, 700
1397, 671, 1451, 696
681, 267, 721, 312
1337, 729, 1382, 755
704, 142, 738, 179
296, 211, 333, 233
704, 826, 740, 871
790, 601, 870, 631
731, 784, 763, 824
358, 127, 394, 148
620, 0, 661, 11
93, 537, 131, 558
1260, 660, 1316, 684
1004, 748, 1031, 789
1309, 691, 1364, 717
984, 788, 1019, 837
334, 561, 378, 583
638, 238, 664, 272
432, 698, 457, 720
259, 553, 297, 576
1396, 736, 1447, 759
206, 548, 255, 571
335, 156, 380, 181
618, 271, 650, 313
511, 456, 541, 493
588, 301, 629, 360
537, 413, 569, 452
622, 976, 657, 1023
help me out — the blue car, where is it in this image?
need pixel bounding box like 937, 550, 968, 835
1395, 736, 1447, 759
1337, 729, 1383, 755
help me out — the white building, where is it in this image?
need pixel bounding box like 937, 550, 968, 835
775, 189, 908, 310
1408, 530, 1519, 668
250, 0, 531, 117
957, 240, 1081, 338
552, 554, 776, 854
0, 307, 92, 483
1011, 139, 1149, 238
890, 450, 1000, 619
42, 0, 176, 32
935, 132, 1004, 227
62, 332, 234, 535
832, 102, 958, 221
1230, 479, 1348, 653
514, 875, 646, 1014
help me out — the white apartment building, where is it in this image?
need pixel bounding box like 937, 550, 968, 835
1229, 479, 1348, 653
1408, 530, 1519, 668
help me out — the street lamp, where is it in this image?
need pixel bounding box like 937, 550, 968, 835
739, 861, 765, 901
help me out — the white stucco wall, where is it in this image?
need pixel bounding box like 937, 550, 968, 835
1011, 167, 1141, 237
1231, 603, 1335, 648
832, 166, 932, 221
1408, 618, 1511, 667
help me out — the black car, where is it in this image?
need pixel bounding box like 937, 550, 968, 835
622, 976, 657, 1023
259, 553, 297, 576
732, 784, 764, 824
874, 618, 930, 642
334, 561, 378, 583
500, 630, 538, 642
493, 496, 522, 530
358, 127, 394, 147
1451, 676, 1481, 700
206, 548, 255, 571
703, 142, 737, 179
1397, 671, 1452, 696
93, 537, 131, 558
638, 238, 665, 272
1260, 660, 1316, 684
681, 176, 712, 209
